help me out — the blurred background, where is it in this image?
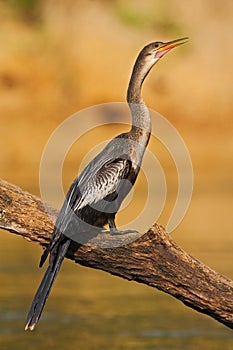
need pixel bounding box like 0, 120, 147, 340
0, 1, 232, 349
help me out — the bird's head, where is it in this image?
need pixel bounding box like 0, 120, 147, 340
128, 37, 189, 103
139, 37, 189, 69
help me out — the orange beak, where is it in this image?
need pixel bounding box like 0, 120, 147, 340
156, 37, 189, 58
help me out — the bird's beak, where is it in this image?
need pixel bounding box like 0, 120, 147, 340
156, 37, 189, 59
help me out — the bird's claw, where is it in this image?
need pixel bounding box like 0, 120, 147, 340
109, 228, 138, 235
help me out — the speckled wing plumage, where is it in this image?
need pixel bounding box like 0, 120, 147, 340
53, 138, 134, 239
39, 137, 135, 266
73, 158, 131, 211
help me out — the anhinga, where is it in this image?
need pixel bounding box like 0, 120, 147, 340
25, 37, 188, 330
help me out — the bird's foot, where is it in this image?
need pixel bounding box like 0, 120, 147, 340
98, 228, 138, 236
99, 228, 109, 234
109, 228, 139, 235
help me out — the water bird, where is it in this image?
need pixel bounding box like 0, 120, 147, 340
25, 37, 188, 330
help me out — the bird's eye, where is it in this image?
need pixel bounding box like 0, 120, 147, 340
153, 42, 163, 49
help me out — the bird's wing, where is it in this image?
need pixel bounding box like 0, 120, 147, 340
41, 157, 130, 263
48, 134, 134, 247
53, 156, 131, 233
73, 157, 131, 212
61, 135, 133, 214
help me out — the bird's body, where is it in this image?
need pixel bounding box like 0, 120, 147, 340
25, 37, 188, 330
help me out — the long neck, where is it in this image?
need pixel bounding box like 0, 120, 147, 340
127, 55, 155, 140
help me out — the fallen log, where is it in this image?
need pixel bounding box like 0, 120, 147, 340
0, 178, 232, 329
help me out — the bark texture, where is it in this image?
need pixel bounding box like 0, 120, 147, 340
0, 178, 232, 329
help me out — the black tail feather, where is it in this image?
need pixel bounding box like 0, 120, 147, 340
25, 239, 70, 331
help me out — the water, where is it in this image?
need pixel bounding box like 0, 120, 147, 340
0, 230, 232, 350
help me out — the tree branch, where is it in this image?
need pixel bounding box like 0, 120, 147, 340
0, 178, 232, 329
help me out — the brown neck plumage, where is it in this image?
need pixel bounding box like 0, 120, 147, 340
126, 52, 155, 141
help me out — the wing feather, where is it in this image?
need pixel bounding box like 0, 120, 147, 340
53, 137, 134, 237
73, 158, 131, 212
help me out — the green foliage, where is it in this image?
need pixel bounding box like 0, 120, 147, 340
114, 2, 148, 28
113, 0, 183, 35
3, 0, 41, 22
